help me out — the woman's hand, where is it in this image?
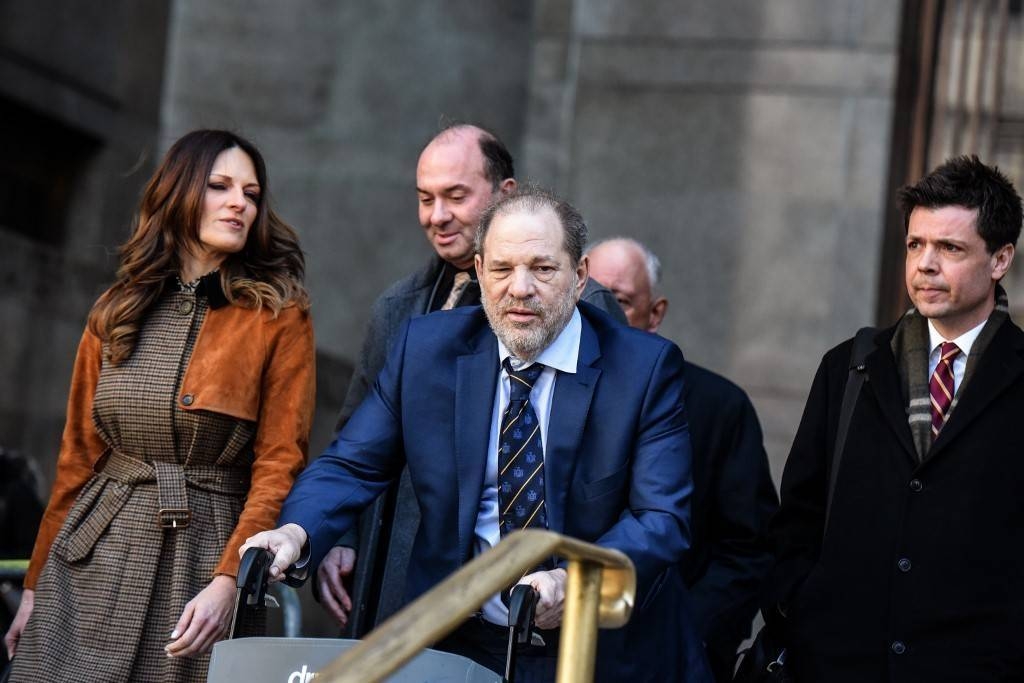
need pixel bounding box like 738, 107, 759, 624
3, 588, 34, 658
165, 574, 236, 658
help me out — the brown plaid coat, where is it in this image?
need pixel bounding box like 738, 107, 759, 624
12, 281, 314, 682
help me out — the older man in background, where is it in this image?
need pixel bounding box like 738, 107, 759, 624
587, 237, 778, 681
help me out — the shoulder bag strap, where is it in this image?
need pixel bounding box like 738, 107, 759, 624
824, 326, 876, 539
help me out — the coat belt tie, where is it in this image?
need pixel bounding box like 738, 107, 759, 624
61, 448, 250, 562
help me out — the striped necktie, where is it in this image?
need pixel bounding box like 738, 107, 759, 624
441, 271, 472, 311
499, 358, 547, 537
929, 341, 960, 440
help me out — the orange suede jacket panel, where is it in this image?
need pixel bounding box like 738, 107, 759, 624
25, 303, 315, 588
26, 328, 107, 588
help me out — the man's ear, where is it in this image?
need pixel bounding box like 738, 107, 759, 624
576, 255, 589, 299
648, 297, 669, 333
500, 178, 516, 196
992, 243, 1014, 281
474, 253, 484, 279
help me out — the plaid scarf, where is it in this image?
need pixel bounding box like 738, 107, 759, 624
891, 284, 1009, 461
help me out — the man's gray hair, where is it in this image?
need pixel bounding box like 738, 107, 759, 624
586, 237, 663, 292
476, 184, 588, 263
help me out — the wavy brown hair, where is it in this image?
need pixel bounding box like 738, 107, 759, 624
89, 129, 310, 364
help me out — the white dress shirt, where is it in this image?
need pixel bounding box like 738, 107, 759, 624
474, 308, 582, 626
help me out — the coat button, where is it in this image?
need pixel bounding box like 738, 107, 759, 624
897, 558, 912, 572
909, 478, 923, 492
181, 394, 194, 406
179, 299, 194, 315
891, 641, 906, 655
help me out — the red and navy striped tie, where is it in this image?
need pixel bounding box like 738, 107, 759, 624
929, 341, 960, 440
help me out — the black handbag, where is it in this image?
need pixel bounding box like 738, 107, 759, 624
733, 327, 877, 683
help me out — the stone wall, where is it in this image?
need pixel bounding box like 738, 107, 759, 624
0, 0, 171, 487
0, 0, 914, 647
521, 0, 901, 480
160, 0, 535, 457
0, 0, 906, 551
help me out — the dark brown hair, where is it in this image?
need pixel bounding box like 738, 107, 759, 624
899, 155, 1022, 253
89, 129, 309, 364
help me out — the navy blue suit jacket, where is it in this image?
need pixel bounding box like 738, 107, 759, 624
281, 303, 711, 680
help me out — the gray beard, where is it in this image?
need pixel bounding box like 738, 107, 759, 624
483, 276, 579, 363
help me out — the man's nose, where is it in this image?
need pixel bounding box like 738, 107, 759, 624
508, 268, 536, 298
430, 200, 451, 226
917, 245, 938, 271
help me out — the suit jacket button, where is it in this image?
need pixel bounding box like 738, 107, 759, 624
179, 299, 194, 315
181, 394, 194, 406
897, 558, 912, 572
891, 641, 906, 655
909, 478, 923, 492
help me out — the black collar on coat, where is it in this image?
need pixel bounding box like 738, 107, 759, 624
195, 271, 230, 309
168, 271, 230, 310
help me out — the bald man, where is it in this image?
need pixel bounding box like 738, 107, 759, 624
587, 238, 778, 681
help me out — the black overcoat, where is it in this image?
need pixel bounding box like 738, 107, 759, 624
681, 362, 777, 679
767, 318, 1024, 682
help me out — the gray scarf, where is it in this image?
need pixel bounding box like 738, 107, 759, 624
890, 284, 1009, 461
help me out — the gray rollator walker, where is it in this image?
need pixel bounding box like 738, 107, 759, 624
207, 548, 539, 683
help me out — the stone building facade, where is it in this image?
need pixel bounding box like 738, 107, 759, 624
2, 0, 1020, 635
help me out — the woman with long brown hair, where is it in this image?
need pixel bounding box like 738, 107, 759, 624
3, 129, 315, 681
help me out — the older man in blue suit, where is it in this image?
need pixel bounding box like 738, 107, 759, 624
244, 186, 710, 681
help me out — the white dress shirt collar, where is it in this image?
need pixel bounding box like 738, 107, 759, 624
927, 318, 987, 359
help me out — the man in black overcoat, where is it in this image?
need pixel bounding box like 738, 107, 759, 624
766, 155, 1024, 682
587, 237, 778, 681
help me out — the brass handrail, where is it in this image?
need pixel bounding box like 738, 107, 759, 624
318, 529, 635, 683
0, 558, 29, 581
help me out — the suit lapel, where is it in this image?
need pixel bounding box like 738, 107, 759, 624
545, 316, 601, 534
454, 329, 499, 558
929, 322, 1024, 458
865, 337, 918, 462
